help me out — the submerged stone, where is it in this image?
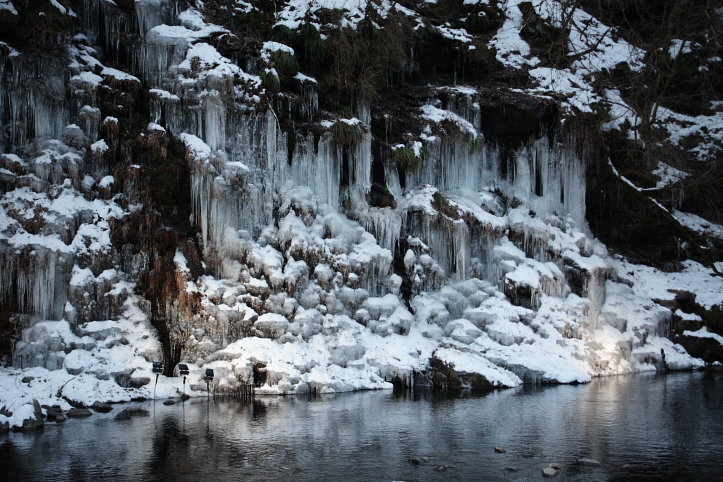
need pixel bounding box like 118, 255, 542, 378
67, 409, 93, 418
91, 401, 113, 413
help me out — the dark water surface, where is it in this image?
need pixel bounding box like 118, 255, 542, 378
2, 371, 722, 481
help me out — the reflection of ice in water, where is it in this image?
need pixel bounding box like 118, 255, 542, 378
5, 373, 723, 480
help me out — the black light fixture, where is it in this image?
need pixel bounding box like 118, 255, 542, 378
204, 368, 214, 397
152, 361, 163, 400
178, 363, 190, 398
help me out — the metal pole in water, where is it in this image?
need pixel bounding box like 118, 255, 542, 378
203, 368, 214, 398
177, 363, 190, 401
152, 361, 163, 400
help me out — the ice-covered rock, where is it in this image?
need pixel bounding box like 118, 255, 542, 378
1, 0, 721, 410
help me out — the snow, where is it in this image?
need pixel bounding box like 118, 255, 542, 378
49, 0, 67, 15
673, 211, 723, 240
653, 107, 723, 160
420, 104, 477, 135
274, 0, 395, 30
294, 73, 317, 84
648, 162, 688, 190
179, 133, 212, 161
262, 41, 295, 60
616, 258, 723, 310
149, 89, 180, 101
675, 309, 702, 322
70, 71, 104, 87
506, 264, 541, 290
178, 8, 207, 30
669, 39, 695, 59
100, 67, 140, 83
434, 346, 523, 387
490, 0, 538, 68
436, 25, 473, 43
69, 265, 94, 286
683, 327, 723, 345
99, 175, 114, 188
0, 293, 189, 428
149, 20, 227, 41
528, 68, 600, 113
90, 139, 108, 153
1, 0, 721, 426
0, 0, 18, 15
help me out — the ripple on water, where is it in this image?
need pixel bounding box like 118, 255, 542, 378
1, 372, 722, 481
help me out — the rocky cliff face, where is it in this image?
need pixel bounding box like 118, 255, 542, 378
1, 0, 722, 415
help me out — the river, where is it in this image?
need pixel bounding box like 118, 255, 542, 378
2, 371, 722, 481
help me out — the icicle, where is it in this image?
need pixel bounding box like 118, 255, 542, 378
405, 210, 471, 279
347, 130, 373, 205
11, 247, 68, 320
135, 0, 179, 38
78, 105, 101, 142
406, 132, 486, 192
289, 132, 341, 209
2, 55, 69, 150
445, 92, 481, 133
299, 82, 318, 121
358, 207, 403, 252
203, 93, 226, 151
98, 0, 134, 61
383, 159, 402, 200
137, 34, 189, 86
508, 136, 587, 224
356, 99, 371, 126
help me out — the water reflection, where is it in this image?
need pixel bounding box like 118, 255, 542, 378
1, 371, 722, 481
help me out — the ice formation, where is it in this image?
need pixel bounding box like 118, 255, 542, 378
0, 0, 721, 428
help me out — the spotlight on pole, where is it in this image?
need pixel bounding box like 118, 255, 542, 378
152, 361, 163, 399
204, 368, 214, 396
178, 363, 190, 399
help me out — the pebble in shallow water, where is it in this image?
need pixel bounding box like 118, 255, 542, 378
578, 458, 602, 467
542, 463, 562, 477
542, 466, 558, 477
